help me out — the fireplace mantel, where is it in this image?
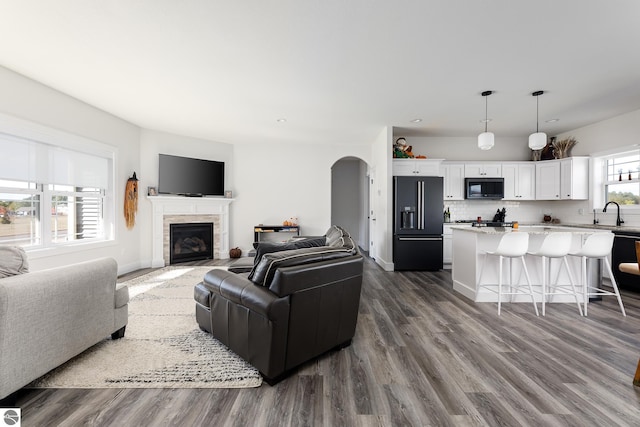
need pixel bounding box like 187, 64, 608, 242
148, 196, 233, 267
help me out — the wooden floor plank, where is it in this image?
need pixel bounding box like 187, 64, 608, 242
4, 256, 640, 426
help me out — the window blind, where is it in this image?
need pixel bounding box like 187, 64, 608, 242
0, 133, 109, 188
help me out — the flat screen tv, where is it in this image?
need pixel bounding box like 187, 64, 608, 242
158, 154, 225, 196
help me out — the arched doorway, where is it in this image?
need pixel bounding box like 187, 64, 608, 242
330, 157, 370, 254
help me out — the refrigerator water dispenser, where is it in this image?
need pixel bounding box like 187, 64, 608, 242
401, 207, 415, 229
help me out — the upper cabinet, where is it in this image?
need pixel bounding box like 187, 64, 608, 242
392, 157, 589, 201
502, 162, 536, 200
441, 162, 465, 200
560, 157, 589, 200
464, 162, 502, 177
392, 159, 444, 176
535, 157, 589, 200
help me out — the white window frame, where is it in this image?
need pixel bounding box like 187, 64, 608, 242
0, 182, 42, 246
0, 113, 116, 254
592, 146, 640, 210
48, 185, 106, 244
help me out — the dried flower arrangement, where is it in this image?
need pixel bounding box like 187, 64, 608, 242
553, 137, 577, 159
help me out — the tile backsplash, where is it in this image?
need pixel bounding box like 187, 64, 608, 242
443, 199, 640, 228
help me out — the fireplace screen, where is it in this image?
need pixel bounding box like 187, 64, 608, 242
169, 222, 213, 264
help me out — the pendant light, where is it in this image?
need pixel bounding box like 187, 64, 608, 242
478, 90, 494, 150
528, 90, 547, 150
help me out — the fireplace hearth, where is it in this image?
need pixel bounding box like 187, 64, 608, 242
169, 222, 213, 264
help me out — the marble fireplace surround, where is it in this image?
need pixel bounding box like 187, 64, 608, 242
148, 196, 233, 267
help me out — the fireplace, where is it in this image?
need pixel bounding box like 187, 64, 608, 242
169, 222, 214, 264
148, 196, 232, 267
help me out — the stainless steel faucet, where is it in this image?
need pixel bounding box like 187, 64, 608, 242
603, 201, 624, 226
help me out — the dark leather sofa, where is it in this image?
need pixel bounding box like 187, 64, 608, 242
194, 226, 364, 384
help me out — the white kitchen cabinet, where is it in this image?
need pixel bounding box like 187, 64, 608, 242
443, 224, 455, 266
502, 162, 536, 200
560, 157, 589, 200
393, 159, 443, 176
535, 157, 589, 200
535, 161, 561, 200
464, 162, 502, 177
441, 162, 465, 200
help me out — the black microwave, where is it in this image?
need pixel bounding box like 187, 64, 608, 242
465, 177, 504, 199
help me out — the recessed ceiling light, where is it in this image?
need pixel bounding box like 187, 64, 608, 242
410, 119, 422, 123
276, 118, 287, 123
545, 118, 559, 123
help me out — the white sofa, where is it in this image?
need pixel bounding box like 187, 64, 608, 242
0, 257, 128, 399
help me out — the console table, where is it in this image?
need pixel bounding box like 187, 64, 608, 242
254, 225, 300, 243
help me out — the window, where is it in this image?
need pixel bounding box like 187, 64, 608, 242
0, 126, 114, 250
0, 180, 41, 246
604, 150, 640, 205
49, 185, 104, 243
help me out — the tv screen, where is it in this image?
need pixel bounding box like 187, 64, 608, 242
158, 154, 225, 196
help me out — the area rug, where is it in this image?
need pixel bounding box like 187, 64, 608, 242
29, 266, 263, 389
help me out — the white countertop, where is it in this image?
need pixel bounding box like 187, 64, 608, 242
450, 224, 612, 235
446, 222, 640, 233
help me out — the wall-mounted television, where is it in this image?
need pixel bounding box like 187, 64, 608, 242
158, 154, 225, 196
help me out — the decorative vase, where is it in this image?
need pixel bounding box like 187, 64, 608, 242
540, 138, 555, 160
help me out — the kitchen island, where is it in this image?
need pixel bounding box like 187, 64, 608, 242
451, 225, 612, 303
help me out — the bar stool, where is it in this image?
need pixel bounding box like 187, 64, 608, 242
569, 232, 626, 316
527, 232, 583, 316
477, 232, 538, 316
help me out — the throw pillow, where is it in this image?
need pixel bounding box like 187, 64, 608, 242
247, 237, 326, 280
0, 246, 30, 279
250, 245, 352, 289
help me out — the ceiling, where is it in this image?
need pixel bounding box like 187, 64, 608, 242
1, 1, 640, 146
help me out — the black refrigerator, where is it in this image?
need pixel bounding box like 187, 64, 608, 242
393, 176, 443, 271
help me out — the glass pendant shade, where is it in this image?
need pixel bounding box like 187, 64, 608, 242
478, 131, 495, 150
528, 132, 547, 150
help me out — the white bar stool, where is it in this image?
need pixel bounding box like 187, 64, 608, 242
477, 232, 538, 316
527, 232, 583, 316
569, 232, 626, 316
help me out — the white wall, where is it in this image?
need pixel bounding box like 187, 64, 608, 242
230, 142, 372, 255
393, 135, 533, 161
359, 159, 370, 249
371, 127, 393, 270
553, 108, 640, 228
556, 109, 640, 157
6, 56, 639, 272
0, 66, 142, 273
137, 129, 234, 265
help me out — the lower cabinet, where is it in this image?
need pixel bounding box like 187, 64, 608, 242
443, 224, 455, 267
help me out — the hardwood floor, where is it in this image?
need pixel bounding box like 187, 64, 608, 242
5, 256, 640, 426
